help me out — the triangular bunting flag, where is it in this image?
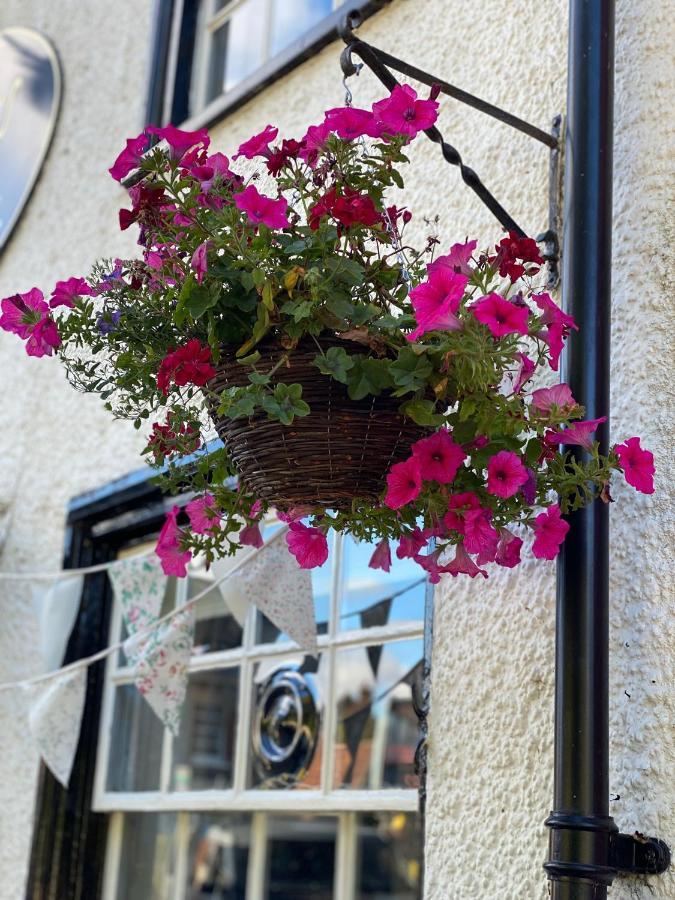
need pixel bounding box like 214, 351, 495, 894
125, 606, 195, 736
108, 555, 168, 663
24, 668, 87, 787
32, 575, 84, 673
227, 537, 318, 656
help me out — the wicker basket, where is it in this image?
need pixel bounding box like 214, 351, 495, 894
208, 335, 427, 508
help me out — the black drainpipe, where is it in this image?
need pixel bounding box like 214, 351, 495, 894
545, 1, 669, 895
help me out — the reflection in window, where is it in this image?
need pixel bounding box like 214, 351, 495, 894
190, 568, 243, 655
269, 0, 334, 56
187, 813, 251, 899
356, 812, 422, 899
173, 668, 240, 791
116, 813, 178, 900
266, 815, 337, 900
107, 684, 164, 792
334, 640, 422, 790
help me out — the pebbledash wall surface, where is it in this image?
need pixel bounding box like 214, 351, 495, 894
0, 1, 673, 898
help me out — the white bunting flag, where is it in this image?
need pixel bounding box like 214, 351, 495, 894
108, 556, 168, 663
124, 606, 195, 736
226, 536, 318, 656
24, 668, 87, 787
32, 575, 84, 673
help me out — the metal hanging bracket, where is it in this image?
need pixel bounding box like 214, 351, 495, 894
338, 9, 562, 287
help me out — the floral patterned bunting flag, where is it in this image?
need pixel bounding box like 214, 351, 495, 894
124, 606, 195, 736
23, 668, 88, 787
108, 555, 168, 664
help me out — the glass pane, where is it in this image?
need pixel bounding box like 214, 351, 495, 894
255, 530, 332, 644
186, 813, 251, 899
224, 0, 267, 92
333, 639, 422, 790
248, 655, 324, 789
269, 0, 333, 56
265, 815, 336, 899
107, 684, 164, 791
189, 559, 243, 655
206, 21, 230, 102
339, 535, 426, 633
116, 813, 178, 900
172, 667, 240, 791
356, 812, 422, 899
117, 566, 176, 667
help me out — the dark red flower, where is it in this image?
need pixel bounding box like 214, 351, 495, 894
309, 186, 382, 231
489, 232, 542, 281
266, 139, 302, 176
119, 184, 166, 233
156, 339, 216, 395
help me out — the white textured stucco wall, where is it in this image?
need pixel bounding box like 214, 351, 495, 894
0, 1, 672, 898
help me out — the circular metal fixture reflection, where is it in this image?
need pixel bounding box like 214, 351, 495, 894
252, 665, 320, 785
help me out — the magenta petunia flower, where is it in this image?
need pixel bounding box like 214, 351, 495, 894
372, 84, 439, 138
413, 548, 452, 583
533, 292, 577, 331
512, 352, 536, 394
186, 493, 221, 535
26, 316, 61, 357
472, 292, 530, 338
50, 277, 95, 308
299, 121, 332, 165
411, 429, 466, 484
495, 529, 523, 568
233, 124, 278, 160
156, 339, 216, 395
147, 124, 210, 160
530, 383, 576, 413
239, 522, 264, 548
0, 288, 61, 356
545, 417, 607, 452
443, 542, 488, 579
406, 268, 468, 341
323, 106, 383, 141
369, 538, 392, 572
234, 184, 290, 230
286, 522, 329, 569
191, 241, 211, 284
190, 152, 235, 192
533, 294, 578, 372
396, 527, 427, 560
532, 504, 569, 560
427, 239, 477, 278
442, 491, 481, 534
463, 508, 500, 562
486, 450, 529, 498
615, 436, 655, 494
155, 506, 192, 576
521, 468, 537, 505
277, 506, 316, 523
384, 457, 423, 509
109, 131, 151, 182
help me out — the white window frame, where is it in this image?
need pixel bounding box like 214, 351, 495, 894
95, 528, 426, 900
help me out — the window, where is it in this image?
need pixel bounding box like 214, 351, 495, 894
95, 520, 428, 899
150, 0, 383, 128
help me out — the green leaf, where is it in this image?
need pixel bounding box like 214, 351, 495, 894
323, 256, 365, 287
261, 382, 310, 424
389, 348, 433, 393
399, 398, 445, 426
346, 357, 393, 400
175, 276, 220, 323
313, 347, 355, 384
248, 372, 271, 385
325, 295, 355, 320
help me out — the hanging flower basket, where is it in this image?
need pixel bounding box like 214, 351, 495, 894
0, 86, 654, 579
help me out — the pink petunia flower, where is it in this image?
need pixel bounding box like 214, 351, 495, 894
26, 317, 61, 357
384, 457, 423, 509
472, 292, 530, 338
411, 429, 466, 484
50, 277, 95, 308
486, 450, 529, 498
239, 521, 264, 548
406, 268, 468, 341
369, 538, 392, 572
443, 542, 488, 579
615, 436, 655, 494
511, 351, 536, 395
397, 527, 427, 560
186, 493, 221, 535
427, 239, 477, 278
277, 506, 315, 523
234, 184, 290, 229
299, 121, 332, 165
413, 548, 450, 584
532, 504, 569, 560
533, 292, 577, 331
109, 131, 151, 181
155, 506, 192, 576
521, 468, 537, 505
372, 84, 439, 138
233, 124, 278, 160
495, 529, 523, 568
442, 491, 481, 534
147, 124, 210, 160
530, 383, 576, 414
463, 509, 500, 562
533, 293, 578, 372
190, 151, 236, 192
0, 288, 61, 357
545, 416, 607, 452
191, 240, 211, 283
323, 106, 383, 141
286, 521, 329, 569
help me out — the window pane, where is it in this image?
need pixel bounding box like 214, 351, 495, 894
269, 0, 334, 56
266, 815, 336, 899
116, 813, 179, 900
187, 813, 251, 899
190, 564, 243, 655
339, 536, 426, 633
107, 684, 164, 791
206, 20, 230, 103
172, 667, 240, 790
333, 639, 422, 790
356, 812, 422, 899
248, 655, 324, 789
224, 0, 268, 92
